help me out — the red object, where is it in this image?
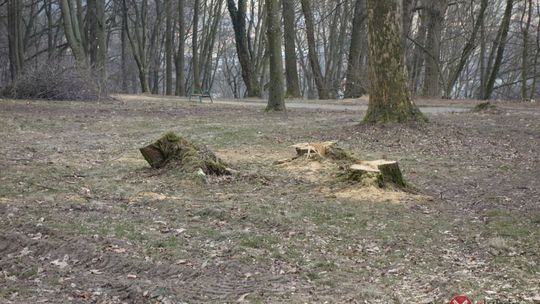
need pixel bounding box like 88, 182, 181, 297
450, 295, 472, 304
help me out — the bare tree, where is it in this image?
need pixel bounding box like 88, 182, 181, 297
344, 0, 367, 98
282, 0, 301, 98
227, 0, 261, 97
265, 0, 285, 110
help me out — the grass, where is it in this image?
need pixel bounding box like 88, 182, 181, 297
0, 97, 539, 303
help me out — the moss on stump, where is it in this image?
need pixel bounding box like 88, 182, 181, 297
140, 132, 230, 177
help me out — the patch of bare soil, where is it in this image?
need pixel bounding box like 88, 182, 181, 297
1, 96, 539, 303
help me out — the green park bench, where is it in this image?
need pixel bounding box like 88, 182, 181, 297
189, 89, 213, 103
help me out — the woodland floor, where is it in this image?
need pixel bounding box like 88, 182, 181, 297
0, 95, 539, 304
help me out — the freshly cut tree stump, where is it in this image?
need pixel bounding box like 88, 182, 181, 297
140, 132, 230, 176
349, 160, 406, 188
292, 142, 356, 161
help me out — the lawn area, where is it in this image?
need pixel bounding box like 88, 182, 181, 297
1, 96, 539, 303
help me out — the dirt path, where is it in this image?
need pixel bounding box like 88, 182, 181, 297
213, 98, 473, 113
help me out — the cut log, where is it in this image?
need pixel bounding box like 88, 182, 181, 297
349, 160, 406, 188
292, 141, 356, 161
139, 132, 230, 176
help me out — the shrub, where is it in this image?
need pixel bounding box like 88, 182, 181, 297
1, 64, 108, 101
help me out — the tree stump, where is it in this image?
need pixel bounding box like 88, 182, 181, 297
292, 142, 356, 161
348, 160, 406, 188
139, 132, 230, 176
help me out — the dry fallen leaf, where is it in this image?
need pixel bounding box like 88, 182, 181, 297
51, 255, 69, 269
236, 293, 249, 303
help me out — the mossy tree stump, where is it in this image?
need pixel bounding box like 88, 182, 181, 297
348, 160, 406, 188
140, 132, 230, 177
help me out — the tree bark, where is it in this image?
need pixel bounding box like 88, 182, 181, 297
123, 0, 150, 93
282, 0, 301, 98
87, 0, 107, 79
364, 0, 425, 124
301, 0, 329, 99
165, 0, 173, 95
176, 0, 186, 96
345, 0, 367, 98
521, 0, 533, 100
60, 0, 87, 66
7, 0, 24, 80
227, 0, 261, 97
192, 0, 201, 92
421, 0, 447, 97
265, 0, 285, 111
445, 0, 488, 97
482, 0, 514, 100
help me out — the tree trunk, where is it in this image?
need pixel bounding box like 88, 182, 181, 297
282, 0, 301, 98
87, 0, 107, 79
45, 0, 55, 60
482, 0, 514, 100
445, 0, 488, 97
176, 0, 186, 96
421, 0, 447, 97
227, 0, 261, 97
123, 0, 150, 93
364, 0, 425, 124
408, 5, 427, 94
192, 0, 201, 92
521, 0, 533, 100
7, 0, 24, 80
345, 0, 367, 98
60, 0, 87, 66
402, 0, 416, 45
301, 0, 329, 100
265, 0, 285, 111
164, 0, 173, 95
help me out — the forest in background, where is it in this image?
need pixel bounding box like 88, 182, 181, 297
1, 0, 539, 101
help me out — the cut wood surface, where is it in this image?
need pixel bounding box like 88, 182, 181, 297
292, 141, 355, 161
349, 160, 406, 188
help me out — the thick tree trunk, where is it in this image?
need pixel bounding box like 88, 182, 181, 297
421, 0, 447, 97
364, 0, 425, 124
265, 0, 285, 111
227, 0, 261, 97
344, 0, 367, 98
176, 0, 186, 96
282, 0, 301, 98
301, 0, 329, 100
